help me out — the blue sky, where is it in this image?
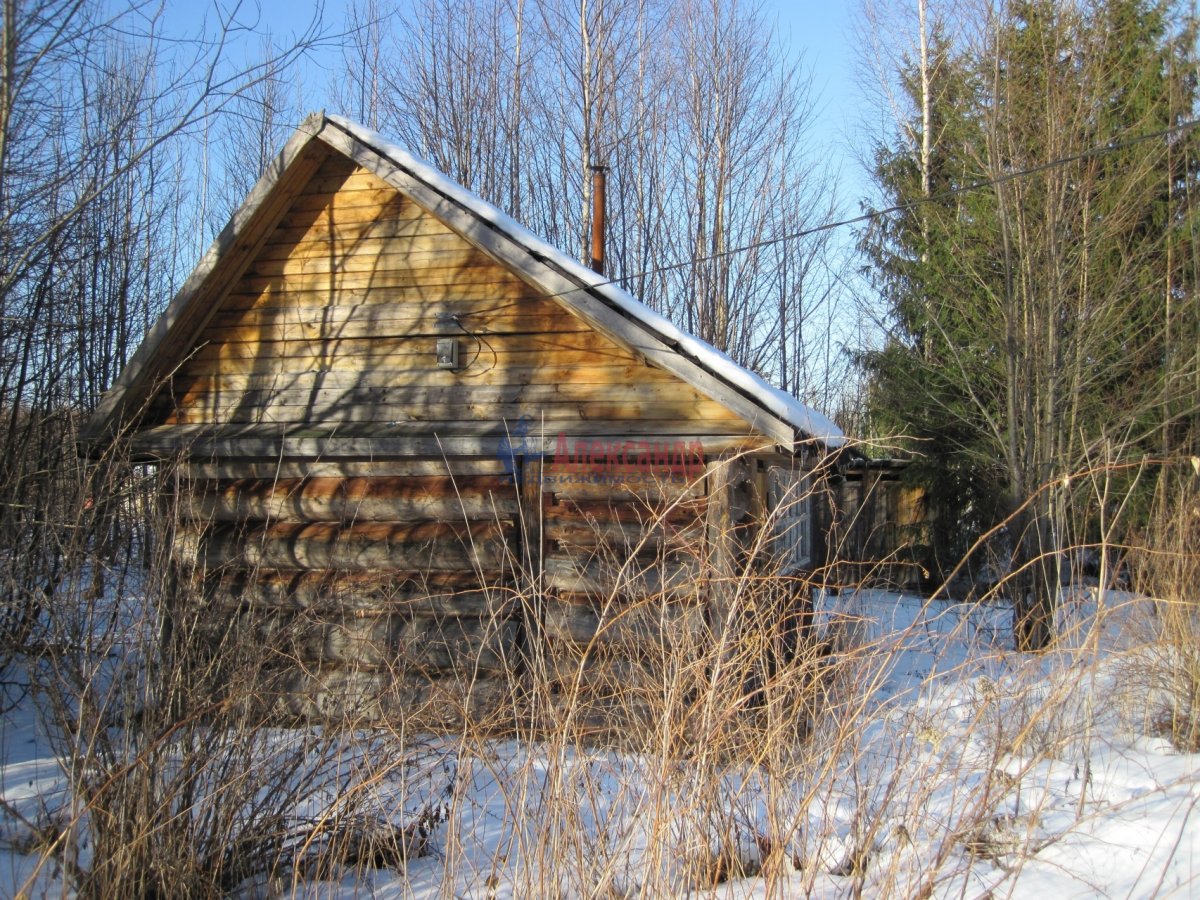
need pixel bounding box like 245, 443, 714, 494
769, 1, 873, 207
163, 0, 872, 204
771, 3, 861, 154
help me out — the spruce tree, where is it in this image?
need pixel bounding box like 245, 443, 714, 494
860, 0, 1200, 648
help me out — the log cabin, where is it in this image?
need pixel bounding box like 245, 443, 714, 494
78, 113, 849, 731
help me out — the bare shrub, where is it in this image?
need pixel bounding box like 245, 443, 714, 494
1124, 459, 1200, 752
20, 445, 456, 898
18, 449, 1198, 897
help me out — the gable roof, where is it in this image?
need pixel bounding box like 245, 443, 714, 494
79, 112, 845, 451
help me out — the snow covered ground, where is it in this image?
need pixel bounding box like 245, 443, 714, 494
1, 589, 1196, 897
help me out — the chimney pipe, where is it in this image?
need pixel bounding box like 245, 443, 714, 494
589, 164, 608, 276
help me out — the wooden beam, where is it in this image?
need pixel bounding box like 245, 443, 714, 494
130, 427, 774, 460
205, 612, 521, 672
542, 554, 699, 599
705, 457, 738, 646
543, 594, 707, 646
175, 520, 514, 572
185, 475, 519, 523
182, 458, 508, 480
156, 399, 741, 429
204, 570, 515, 616
256, 669, 522, 728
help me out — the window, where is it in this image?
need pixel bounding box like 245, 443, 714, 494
768, 466, 812, 573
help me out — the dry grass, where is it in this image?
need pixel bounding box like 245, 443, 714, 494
1123, 459, 1200, 753
3, 451, 1197, 897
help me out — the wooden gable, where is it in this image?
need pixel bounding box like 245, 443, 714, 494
139, 154, 759, 444
81, 113, 836, 457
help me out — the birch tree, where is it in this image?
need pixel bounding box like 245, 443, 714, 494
364, 0, 842, 390
0, 0, 328, 655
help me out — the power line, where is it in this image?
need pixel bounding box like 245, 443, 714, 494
3, 114, 1197, 332
590, 114, 1200, 293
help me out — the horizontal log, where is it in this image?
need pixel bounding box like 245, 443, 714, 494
185, 475, 520, 523
211, 611, 521, 671
252, 667, 524, 728
540, 698, 661, 744
138, 420, 768, 441
386, 616, 523, 672
538, 642, 709, 706
204, 570, 516, 616
130, 427, 775, 460
545, 518, 705, 553
545, 505, 708, 539
158, 398, 737, 428
543, 462, 709, 502
542, 554, 701, 600
539, 641, 650, 687
245, 658, 666, 737
175, 520, 515, 572
182, 458, 509, 480
542, 595, 708, 647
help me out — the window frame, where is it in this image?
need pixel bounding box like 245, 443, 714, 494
768, 465, 813, 573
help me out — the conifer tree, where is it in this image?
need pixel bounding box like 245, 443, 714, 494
860, 0, 1200, 648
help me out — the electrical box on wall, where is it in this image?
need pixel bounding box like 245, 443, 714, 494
436, 338, 459, 370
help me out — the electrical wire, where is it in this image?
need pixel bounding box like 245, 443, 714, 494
575, 114, 1200, 296
7, 114, 1199, 330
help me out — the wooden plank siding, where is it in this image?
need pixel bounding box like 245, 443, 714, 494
146, 154, 753, 444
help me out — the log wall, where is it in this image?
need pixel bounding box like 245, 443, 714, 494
173, 451, 734, 731
175, 455, 529, 727
144, 152, 793, 732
